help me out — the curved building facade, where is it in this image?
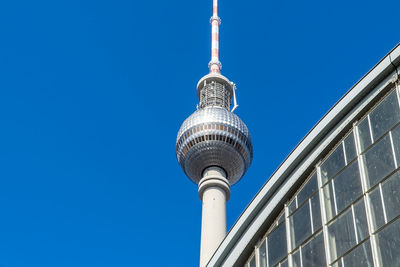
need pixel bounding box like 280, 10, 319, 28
207, 43, 400, 267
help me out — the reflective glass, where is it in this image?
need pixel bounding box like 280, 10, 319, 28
342, 240, 373, 267
297, 173, 318, 206
364, 134, 395, 188
391, 124, 400, 165
353, 199, 369, 241
333, 160, 362, 214
323, 182, 336, 221
259, 241, 267, 267
280, 259, 288, 267
369, 90, 400, 141
277, 212, 285, 225
321, 145, 346, 183
249, 256, 256, 267
369, 186, 385, 231
268, 222, 287, 267
328, 207, 357, 261
344, 131, 357, 163
292, 249, 301, 267
377, 217, 400, 267
290, 201, 312, 249
331, 260, 343, 267
311, 193, 322, 231
301, 232, 326, 267
381, 170, 400, 222
358, 117, 372, 152
289, 198, 297, 214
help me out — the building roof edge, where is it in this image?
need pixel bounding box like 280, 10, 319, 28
207, 43, 400, 266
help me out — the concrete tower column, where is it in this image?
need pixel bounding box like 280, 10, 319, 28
198, 167, 230, 267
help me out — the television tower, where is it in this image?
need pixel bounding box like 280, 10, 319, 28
176, 0, 253, 266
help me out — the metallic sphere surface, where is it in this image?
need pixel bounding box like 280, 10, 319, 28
176, 107, 253, 185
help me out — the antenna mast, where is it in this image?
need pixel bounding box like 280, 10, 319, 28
209, 0, 222, 73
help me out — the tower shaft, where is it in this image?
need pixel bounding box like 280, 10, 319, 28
198, 167, 230, 267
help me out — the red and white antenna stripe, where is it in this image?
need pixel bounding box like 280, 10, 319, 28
209, 0, 222, 74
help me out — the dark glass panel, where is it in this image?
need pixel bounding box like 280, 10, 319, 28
354, 199, 369, 241
328, 208, 356, 261
364, 134, 395, 188
311, 193, 322, 232
301, 232, 326, 267
289, 199, 297, 214
369, 90, 400, 141
268, 223, 287, 267
249, 256, 256, 267
344, 131, 357, 163
333, 160, 363, 213
358, 117, 372, 152
280, 259, 288, 267
259, 241, 267, 267
391, 124, 400, 165
377, 217, 400, 267
323, 182, 336, 221
342, 240, 373, 267
321, 145, 346, 183
330, 260, 343, 267
292, 249, 301, 267
369, 186, 385, 231
297, 173, 318, 206
381, 170, 400, 222
290, 201, 312, 249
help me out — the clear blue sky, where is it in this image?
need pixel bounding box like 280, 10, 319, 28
0, 0, 399, 266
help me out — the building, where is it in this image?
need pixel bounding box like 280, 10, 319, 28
206, 43, 400, 267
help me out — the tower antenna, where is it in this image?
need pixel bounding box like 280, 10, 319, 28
209, 0, 222, 73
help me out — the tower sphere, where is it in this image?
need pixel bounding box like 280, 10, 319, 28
176, 106, 253, 185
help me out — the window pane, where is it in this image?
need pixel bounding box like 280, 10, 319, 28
297, 173, 318, 206
311, 193, 322, 231
331, 260, 343, 267
391, 124, 400, 165
301, 232, 326, 267
280, 259, 288, 267
369, 186, 385, 231
249, 257, 256, 267
379, 172, 400, 224
289, 198, 297, 214
354, 198, 369, 241
268, 223, 287, 267
344, 131, 357, 163
377, 217, 400, 267
323, 182, 336, 221
290, 200, 312, 249
333, 160, 363, 213
292, 249, 301, 267
364, 134, 395, 188
342, 240, 373, 267
259, 241, 267, 267
328, 208, 356, 261
358, 117, 372, 152
321, 145, 346, 183
277, 212, 285, 225
369, 90, 400, 141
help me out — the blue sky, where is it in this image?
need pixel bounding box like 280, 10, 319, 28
0, 0, 399, 266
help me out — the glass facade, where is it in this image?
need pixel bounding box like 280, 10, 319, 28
245, 85, 400, 267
